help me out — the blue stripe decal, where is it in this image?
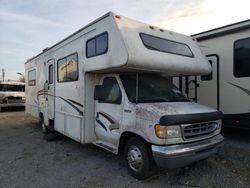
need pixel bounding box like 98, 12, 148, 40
58, 97, 83, 116
96, 113, 107, 132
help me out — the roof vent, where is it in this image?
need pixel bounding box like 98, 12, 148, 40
115, 15, 121, 19
43, 47, 49, 52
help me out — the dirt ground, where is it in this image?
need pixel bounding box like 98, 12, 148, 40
0, 111, 250, 188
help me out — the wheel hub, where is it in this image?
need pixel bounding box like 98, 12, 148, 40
127, 145, 143, 172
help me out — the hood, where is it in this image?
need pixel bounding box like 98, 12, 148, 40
135, 102, 217, 123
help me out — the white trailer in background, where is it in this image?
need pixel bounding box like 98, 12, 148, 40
0, 81, 25, 111
177, 20, 250, 129
25, 12, 224, 179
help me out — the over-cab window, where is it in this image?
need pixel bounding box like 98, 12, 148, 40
57, 53, 78, 82
99, 77, 122, 104
28, 69, 36, 86
140, 33, 194, 57
86, 32, 108, 58
234, 37, 250, 77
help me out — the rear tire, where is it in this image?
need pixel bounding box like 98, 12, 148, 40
43, 132, 57, 141
124, 137, 155, 180
41, 122, 49, 134
39, 114, 49, 134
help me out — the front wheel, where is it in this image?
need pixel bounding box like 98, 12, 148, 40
124, 137, 155, 180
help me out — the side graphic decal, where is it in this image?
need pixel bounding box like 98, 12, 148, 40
228, 82, 250, 96
68, 99, 84, 108
36, 91, 84, 116
96, 112, 108, 132
95, 112, 119, 132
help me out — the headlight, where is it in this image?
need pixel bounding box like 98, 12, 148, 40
155, 124, 182, 139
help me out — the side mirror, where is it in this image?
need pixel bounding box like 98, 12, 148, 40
94, 85, 104, 100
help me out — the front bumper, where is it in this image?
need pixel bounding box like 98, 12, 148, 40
152, 134, 224, 169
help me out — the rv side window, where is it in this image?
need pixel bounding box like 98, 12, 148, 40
28, 69, 36, 86
201, 60, 213, 81
99, 77, 122, 104
234, 37, 250, 77
86, 32, 108, 58
139, 33, 194, 57
57, 53, 78, 82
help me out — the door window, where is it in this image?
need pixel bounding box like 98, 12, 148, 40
49, 65, 53, 84
99, 77, 122, 104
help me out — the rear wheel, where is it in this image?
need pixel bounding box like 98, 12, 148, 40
124, 137, 155, 180
41, 121, 49, 134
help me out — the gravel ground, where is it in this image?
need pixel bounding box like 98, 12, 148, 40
0, 111, 249, 188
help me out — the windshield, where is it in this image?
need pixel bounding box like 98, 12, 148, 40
0, 84, 25, 92
119, 73, 189, 103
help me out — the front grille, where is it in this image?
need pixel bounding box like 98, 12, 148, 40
7, 96, 22, 100
5, 97, 23, 103
182, 122, 218, 140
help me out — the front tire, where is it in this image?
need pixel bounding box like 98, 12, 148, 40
124, 137, 155, 180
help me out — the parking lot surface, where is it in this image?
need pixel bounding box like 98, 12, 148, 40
0, 111, 250, 188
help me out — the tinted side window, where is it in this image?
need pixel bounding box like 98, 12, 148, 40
234, 38, 250, 77
57, 53, 78, 82
86, 32, 108, 58
201, 60, 213, 81
99, 77, 122, 104
28, 69, 36, 86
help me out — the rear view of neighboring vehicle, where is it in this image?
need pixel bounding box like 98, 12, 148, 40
0, 81, 25, 111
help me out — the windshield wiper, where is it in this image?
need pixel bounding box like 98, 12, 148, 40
132, 96, 169, 103
167, 97, 190, 102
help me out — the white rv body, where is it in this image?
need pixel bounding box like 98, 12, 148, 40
178, 20, 250, 129
25, 12, 224, 179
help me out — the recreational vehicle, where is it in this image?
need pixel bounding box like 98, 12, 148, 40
0, 81, 25, 111
177, 20, 250, 129
25, 12, 224, 179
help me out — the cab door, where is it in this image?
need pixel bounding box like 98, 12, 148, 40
47, 59, 55, 120
94, 76, 123, 150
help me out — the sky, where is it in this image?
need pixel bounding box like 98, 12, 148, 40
0, 0, 249, 80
